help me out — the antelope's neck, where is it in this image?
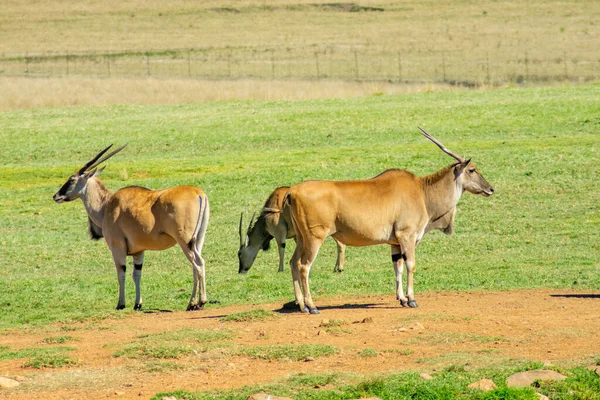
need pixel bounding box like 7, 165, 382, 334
422, 166, 463, 222
80, 177, 112, 227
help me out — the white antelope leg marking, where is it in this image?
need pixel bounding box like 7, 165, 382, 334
391, 245, 408, 306
132, 252, 144, 311
334, 239, 345, 272
110, 247, 127, 310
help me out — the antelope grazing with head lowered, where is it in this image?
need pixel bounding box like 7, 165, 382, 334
53, 145, 210, 311
238, 186, 346, 274
285, 128, 494, 314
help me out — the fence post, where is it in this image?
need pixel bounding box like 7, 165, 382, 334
66, 51, 69, 76
187, 50, 191, 78
397, 51, 402, 82
354, 50, 359, 79
315, 52, 320, 79
441, 51, 446, 82
563, 51, 568, 79
106, 54, 111, 77
146, 50, 150, 76
271, 49, 275, 79
486, 52, 490, 84
227, 51, 232, 77
525, 51, 529, 79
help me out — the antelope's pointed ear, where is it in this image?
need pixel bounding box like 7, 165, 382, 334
454, 159, 472, 178
94, 166, 106, 177
83, 168, 97, 179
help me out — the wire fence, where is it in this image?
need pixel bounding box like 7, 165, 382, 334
1, 46, 599, 85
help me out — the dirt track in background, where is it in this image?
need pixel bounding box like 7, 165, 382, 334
1, 289, 599, 400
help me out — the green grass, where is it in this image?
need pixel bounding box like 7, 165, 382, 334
359, 348, 379, 358
1, 84, 600, 328
22, 354, 79, 369
0, 345, 77, 368
238, 344, 338, 361
41, 335, 75, 344
151, 363, 600, 400
220, 309, 279, 323
112, 328, 235, 360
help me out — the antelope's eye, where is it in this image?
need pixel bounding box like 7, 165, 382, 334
468, 169, 476, 173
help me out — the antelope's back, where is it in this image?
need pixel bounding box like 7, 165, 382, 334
287, 170, 428, 244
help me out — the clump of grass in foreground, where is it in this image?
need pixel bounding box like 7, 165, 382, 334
238, 344, 337, 361
359, 348, 379, 358
140, 360, 186, 373
113, 328, 236, 360
0, 345, 78, 369
220, 309, 278, 323
319, 319, 346, 328
41, 335, 75, 344
22, 354, 78, 369
153, 364, 600, 400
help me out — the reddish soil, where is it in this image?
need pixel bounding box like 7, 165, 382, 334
1, 289, 599, 399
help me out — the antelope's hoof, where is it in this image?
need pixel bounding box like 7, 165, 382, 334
116, 304, 126, 310
133, 304, 143, 311
187, 303, 204, 311
408, 300, 419, 308
399, 299, 409, 307
309, 308, 320, 315
301, 306, 310, 313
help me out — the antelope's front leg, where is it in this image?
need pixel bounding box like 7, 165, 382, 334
391, 245, 409, 307
111, 248, 127, 310
132, 252, 144, 311
405, 245, 418, 308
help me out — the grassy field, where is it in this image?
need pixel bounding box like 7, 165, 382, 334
1, 83, 599, 329
1, 0, 599, 109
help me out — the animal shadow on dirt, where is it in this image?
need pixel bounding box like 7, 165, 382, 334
275, 300, 392, 313
549, 293, 600, 299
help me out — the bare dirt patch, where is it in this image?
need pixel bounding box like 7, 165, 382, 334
1, 289, 599, 399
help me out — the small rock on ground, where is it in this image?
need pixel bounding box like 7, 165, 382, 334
420, 373, 433, 380
0, 376, 20, 388
536, 393, 549, 400
162, 397, 177, 400
507, 370, 567, 388
468, 379, 497, 392
248, 393, 293, 400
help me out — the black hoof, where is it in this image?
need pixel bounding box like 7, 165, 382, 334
116, 304, 125, 310
408, 300, 418, 308
134, 304, 143, 311
187, 303, 204, 311
309, 308, 320, 315
301, 306, 310, 313
399, 299, 409, 307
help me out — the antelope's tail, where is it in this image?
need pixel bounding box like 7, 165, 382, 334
188, 195, 210, 253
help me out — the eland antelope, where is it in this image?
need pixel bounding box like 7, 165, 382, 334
53, 144, 210, 311
238, 186, 346, 274
285, 128, 494, 314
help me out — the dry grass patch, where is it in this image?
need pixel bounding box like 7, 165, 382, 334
0, 76, 468, 111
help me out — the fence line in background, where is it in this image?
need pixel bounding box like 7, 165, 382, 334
0, 46, 598, 85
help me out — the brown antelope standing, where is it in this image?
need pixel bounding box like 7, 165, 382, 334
285, 128, 494, 314
238, 186, 346, 274
52, 145, 210, 311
